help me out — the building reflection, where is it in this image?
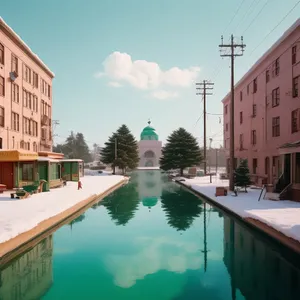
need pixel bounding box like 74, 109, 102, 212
223, 217, 300, 300
0, 235, 53, 300
138, 171, 162, 209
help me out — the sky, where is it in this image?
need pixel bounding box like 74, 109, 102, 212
1, 0, 300, 148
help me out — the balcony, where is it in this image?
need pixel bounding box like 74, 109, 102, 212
41, 115, 48, 126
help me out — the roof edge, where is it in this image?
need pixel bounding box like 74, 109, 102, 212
0, 17, 55, 78
221, 18, 300, 101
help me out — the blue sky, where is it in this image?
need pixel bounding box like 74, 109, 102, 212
1, 0, 299, 148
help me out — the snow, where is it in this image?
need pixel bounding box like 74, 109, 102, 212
182, 175, 300, 243
0, 174, 124, 243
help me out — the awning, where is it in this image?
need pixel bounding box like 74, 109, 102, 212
0, 150, 38, 162
278, 140, 300, 155
37, 156, 61, 163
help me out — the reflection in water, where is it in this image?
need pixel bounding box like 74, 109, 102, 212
69, 214, 85, 229
0, 236, 53, 300
161, 185, 203, 232
102, 183, 140, 226
223, 216, 300, 300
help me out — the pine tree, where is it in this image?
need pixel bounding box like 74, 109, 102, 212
160, 127, 202, 176
53, 131, 92, 162
234, 159, 251, 192
101, 125, 139, 174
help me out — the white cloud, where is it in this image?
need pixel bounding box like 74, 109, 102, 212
104, 236, 202, 288
151, 90, 179, 100
108, 81, 123, 88
97, 51, 200, 91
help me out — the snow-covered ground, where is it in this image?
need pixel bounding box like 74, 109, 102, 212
182, 175, 300, 243
0, 174, 124, 244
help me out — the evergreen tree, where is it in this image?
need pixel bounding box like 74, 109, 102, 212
102, 182, 140, 226
234, 159, 251, 192
161, 186, 202, 231
101, 125, 139, 174
160, 128, 202, 176
53, 132, 92, 162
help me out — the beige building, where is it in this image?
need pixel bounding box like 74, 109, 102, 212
0, 18, 54, 151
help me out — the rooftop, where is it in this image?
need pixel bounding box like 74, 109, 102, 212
222, 18, 300, 102
0, 17, 55, 78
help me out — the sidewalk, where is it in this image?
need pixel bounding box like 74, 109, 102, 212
181, 175, 300, 244
0, 174, 124, 244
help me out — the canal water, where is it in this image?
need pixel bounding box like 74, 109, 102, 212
1, 171, 300, 300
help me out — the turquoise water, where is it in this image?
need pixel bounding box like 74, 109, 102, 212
1, 171, 300, 300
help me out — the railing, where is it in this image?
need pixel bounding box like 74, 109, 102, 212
258, 185, 266, 201
279, 183, 292, 200
274, 173, 290, 193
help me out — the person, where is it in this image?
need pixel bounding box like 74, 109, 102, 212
78, 180, 82, 190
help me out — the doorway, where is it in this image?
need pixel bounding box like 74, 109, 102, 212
0, 162, 14, 189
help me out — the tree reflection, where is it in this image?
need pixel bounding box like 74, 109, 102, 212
102, 182, 140, 226
161, 187, 202, 231
69, 214, 85, 227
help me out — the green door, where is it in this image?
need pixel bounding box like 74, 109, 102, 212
38, 162, 48, 181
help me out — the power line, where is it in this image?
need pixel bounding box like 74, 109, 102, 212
249, 0, 300, 55
242, 0, 271, 35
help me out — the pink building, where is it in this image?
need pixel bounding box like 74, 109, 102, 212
222, 19, 300, 200
0, 18, 54, 152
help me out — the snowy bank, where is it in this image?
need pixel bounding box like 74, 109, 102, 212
0, 175, 124, 244
182, 176, 300, 244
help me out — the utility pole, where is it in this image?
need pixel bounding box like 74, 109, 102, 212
196, 80, 214, 175
219, 35, 246, 191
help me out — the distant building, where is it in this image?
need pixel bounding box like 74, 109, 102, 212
222, 18, 300, 199
0, 18, 54, 152
204, 147, 227, 172
138, 121, 162, 168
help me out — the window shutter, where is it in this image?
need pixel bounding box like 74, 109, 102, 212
297, 108, 300, 131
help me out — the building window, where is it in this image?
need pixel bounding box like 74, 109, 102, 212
41, 127, 47, 140
266, 70, 270, 83
11, 54, 18, 74
225, 123, 228, 131
240, 111, 243, 124
240, 91, 243, 101
291, 109, 299, 133
272, 58, 280, 77
292, 45, 297, 65
33, 72, 39, 88
293, 76, 299, 98
0, 106, 4, 127
252, 104, 257, 117
0, 137, 2, 149
21, 163, 34, 181
251, 130, 257, 145
252, 158, 258, 174
272, 87, 280, 107
12, 83, 19, 103
272, 116, 280, 137
239, 134, 243, 149
0, 76, 4, 96
11, 112, 20, 131
253, 78, 257, 93
48, 85, 51, 98
33, 95, 38, 112
225, 105, 228, 114
24, 64, 31, 83
247, 84, 249, 95
0, 43, 4, 64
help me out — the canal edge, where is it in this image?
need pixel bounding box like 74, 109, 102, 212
175, 180, 300, 256
0, 178, 129, 265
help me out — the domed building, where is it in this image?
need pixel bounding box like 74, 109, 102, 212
138, 120, 162, 168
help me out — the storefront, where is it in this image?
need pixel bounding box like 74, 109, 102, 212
0, 150, 38, 189
37, 151, 64, 189
60, 159, 84, 181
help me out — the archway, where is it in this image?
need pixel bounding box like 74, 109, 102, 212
144, 150, 155, 158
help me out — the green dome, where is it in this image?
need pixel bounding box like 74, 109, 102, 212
140, 121, 159, 140
142, 197, 158, 207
